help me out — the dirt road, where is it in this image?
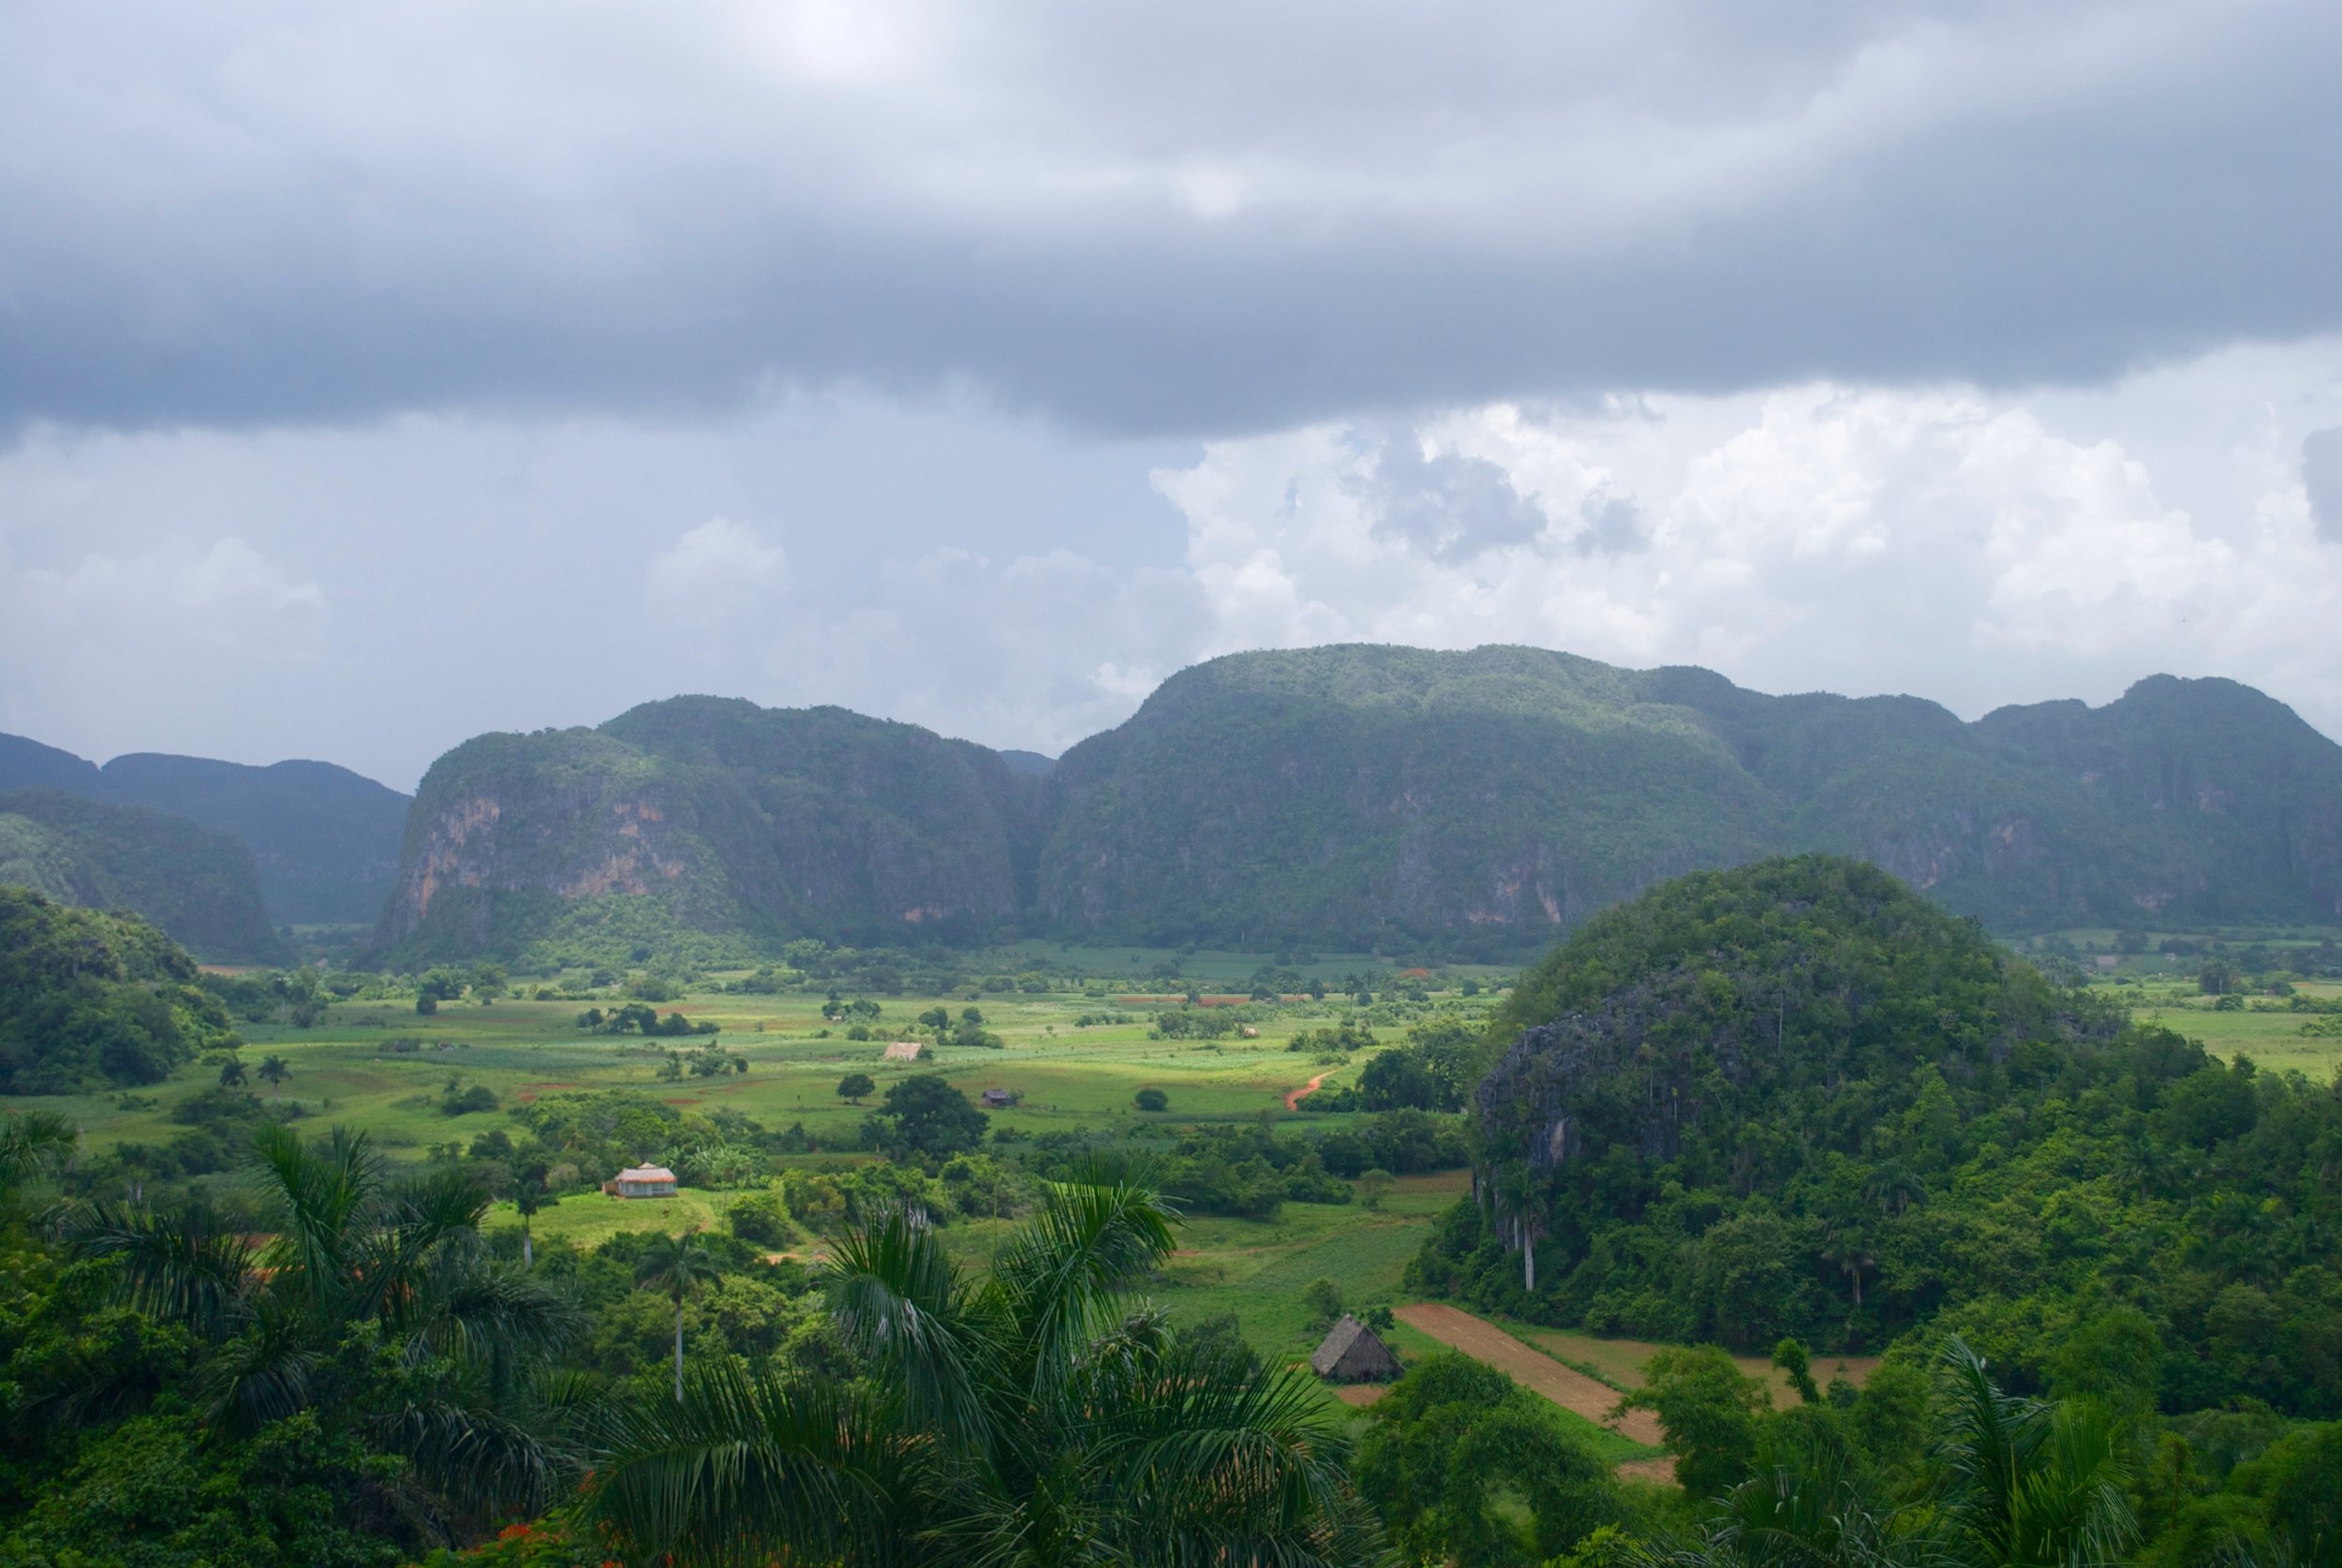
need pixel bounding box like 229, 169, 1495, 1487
1395, 1303, 1668, 1449
1283, 1072, 1328, 1110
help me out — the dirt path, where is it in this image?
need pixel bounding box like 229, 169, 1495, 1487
1284, 1072, 1328, 1110
1395, 1304, 1668, 1450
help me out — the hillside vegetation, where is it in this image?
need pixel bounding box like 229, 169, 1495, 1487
367, 644, 2342, 964
0, 732, 409, 926
1412, 853, 2342, 1421
0, 790, 287, 963
0, 885, 241, 1092
372, 699, 1046, 965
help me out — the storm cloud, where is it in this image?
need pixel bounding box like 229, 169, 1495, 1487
4, 0, 2340, 436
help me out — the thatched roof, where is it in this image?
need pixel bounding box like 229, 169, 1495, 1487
1310, 1315, 1401, 1383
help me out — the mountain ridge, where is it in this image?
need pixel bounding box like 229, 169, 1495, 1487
367, 644, 2342, 964
0, 735, 411, 927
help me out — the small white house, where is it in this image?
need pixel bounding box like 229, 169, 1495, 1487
603, 1164, 678, 1199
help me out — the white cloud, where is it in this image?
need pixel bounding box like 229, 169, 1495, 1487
649, 519, 790, 625
1148, 360, 2342, 735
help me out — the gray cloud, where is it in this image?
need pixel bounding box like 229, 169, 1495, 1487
1357, 437, 1549, 560
1572, 494, 1648, 558
2306, 428, 2342, 542
1, 2, 2337, 437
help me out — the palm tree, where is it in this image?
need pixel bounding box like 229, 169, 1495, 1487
512, 1160, 556, 1270
257, 1054, 291, 1101
0, 1108, 75, 1196
636, 1229, 715, 1403
217, 1055, 247, 1090
1935, 1338, 2137, 1567
589, 1174, 1378, 1566
64, 1123, 579, 1540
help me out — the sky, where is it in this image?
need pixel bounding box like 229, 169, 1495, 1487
3, 0, 2340, 791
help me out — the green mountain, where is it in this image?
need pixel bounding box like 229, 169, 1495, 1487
372, 698, 1046, 964
1410, 853, 2342, 1420
0, 791, 288, 965
373, 645, 2342, 963
0, 733, 410, 926
1037, 646, 2342, 950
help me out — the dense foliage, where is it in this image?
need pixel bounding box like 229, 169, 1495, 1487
1415, 854, 2342, 1422
0, 887, 242, 1093
0, 789, 288, 964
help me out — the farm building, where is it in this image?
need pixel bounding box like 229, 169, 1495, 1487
1310, 1316, 1401, 1383
980, 1087, 1021, 1108
602, 1164, 678, 1199
882, 1041, 926, 1062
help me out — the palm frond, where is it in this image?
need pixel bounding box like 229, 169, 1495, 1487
252, 1122, 379, 1303
827, 1207, 992, 1446
0, 1109, 78, 1192
408, 1247, 579, 1386
1079, 1339, 1360, 1566
986, 1176, 1177, 1388
2008, 1399, 2138, 1568
60, 1195, 258, 1339
586, 1360, 913, 1568
204, 1296, 321, 1429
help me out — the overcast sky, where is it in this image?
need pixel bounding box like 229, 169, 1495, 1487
4, 0, 2340, 790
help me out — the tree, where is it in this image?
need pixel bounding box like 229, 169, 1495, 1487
257, 1054, 290, 1101
0, 1108, 76, 1198
1302, 1276, 1344, 1330
1936, 1338, 2137, 1566
637, 1231, 717, 1403
1134, 1087, 1168, 1112
1358, 1167, 1395, 1210
917, 1005, 952, 1043
63, 1123, 575, 1531
216, 1055, 247, 1090
1616, 1347, 1771, 1502
588, 1175, 1376, 1565
1357, 1351, 1616, 1566
869, 1073, 987, 1160
837, 1072, 876, 1105
512, 1160, 557, 1270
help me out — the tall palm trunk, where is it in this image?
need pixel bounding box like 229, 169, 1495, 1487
521, 1216, 533, 1270
674, 1294, 686, 1402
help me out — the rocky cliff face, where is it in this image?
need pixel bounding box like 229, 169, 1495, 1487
372, 703, 1044, 963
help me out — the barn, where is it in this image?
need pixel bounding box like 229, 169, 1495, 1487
1310, 1315, 1402, 1383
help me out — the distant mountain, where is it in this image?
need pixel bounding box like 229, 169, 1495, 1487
1041, 647, 2342, 950
0, 735, 410, 926
372, 699, 1047, 964
998, 749, 1058, 778
375, 645, 2342, 963
0, 790, 288, 964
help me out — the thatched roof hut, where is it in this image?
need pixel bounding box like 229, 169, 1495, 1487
1310, 1315, 1401, 1383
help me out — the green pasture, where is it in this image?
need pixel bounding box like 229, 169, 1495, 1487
30, 984, 1407, 1165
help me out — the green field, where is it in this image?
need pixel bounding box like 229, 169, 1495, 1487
22, 971, 1495, 1386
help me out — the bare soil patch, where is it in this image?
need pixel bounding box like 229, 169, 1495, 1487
1394, 1303, 1665, 1447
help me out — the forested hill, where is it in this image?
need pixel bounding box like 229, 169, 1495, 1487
1038, 645, 2342, 951
1412, 853, 2342, 1419
372, 698, 1047, 964
0, 732, 409, 926
0, 790, 287, 964
368, 644, 2342, 963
